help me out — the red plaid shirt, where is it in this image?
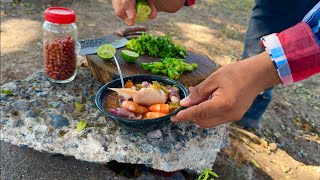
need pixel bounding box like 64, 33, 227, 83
279, 22, 320, 82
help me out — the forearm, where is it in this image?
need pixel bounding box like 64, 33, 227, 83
239, 52, 281, 94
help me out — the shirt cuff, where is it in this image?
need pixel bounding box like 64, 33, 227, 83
261, 34, 293, 85
261, 22, 320, 85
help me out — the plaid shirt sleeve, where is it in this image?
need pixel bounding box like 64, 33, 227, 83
260, 2, 320, 85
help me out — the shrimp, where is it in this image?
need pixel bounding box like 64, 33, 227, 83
124, 80, 134, 88
149, 104, 170, 114
145, 112, 167, 119
121, 100, 149, 114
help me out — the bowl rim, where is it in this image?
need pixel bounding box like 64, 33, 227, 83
95, 74, 188, 123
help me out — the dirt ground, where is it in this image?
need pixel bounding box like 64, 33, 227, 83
1, 0, 319, 179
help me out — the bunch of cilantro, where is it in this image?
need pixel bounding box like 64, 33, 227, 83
126, 33, 187, 59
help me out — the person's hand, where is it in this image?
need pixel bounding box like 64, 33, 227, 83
112, 0, 185, 26
171, 52, 282, 128
112, 0, 157, 26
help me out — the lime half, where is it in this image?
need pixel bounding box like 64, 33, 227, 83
135, 0, 151, 22
97, 44, 116, 60
121, 50, 139, 63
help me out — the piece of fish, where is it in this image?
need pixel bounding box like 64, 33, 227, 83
109, 87, 168, 106
109, 88, 139, 100
133, 88, 167, 106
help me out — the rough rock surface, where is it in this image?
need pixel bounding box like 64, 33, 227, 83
0, 68, 229, 173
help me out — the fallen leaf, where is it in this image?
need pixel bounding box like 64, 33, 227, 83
75, 102, 84, 112
76, 120, 86, 131
1, 89, 13, 95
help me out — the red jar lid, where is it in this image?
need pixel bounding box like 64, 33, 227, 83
44, 7, 76, 24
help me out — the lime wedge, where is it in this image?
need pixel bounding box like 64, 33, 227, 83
97, 44, 116, 60
121, 50, 139, 63
135, 0, 151, 22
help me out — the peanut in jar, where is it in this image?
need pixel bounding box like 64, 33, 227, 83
43, 7, 78, 83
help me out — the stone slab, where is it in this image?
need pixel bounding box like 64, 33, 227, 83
0, 68, 229, 173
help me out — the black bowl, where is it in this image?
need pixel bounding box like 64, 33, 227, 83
95, 75, 188, 132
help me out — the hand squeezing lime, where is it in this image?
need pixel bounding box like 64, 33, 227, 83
97, 44, 116, 60
135, 0, 152, 22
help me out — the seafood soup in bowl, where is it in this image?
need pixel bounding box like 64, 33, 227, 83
95, 75, 188, 132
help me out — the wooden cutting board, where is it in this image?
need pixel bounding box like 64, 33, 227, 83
85, 32, 219, 88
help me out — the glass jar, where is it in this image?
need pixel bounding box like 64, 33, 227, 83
43, 7, 78, 83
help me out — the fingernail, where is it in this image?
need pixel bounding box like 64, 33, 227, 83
180, 96, 190, 104
126, 10, 134, 20
170, 117, 178, 122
